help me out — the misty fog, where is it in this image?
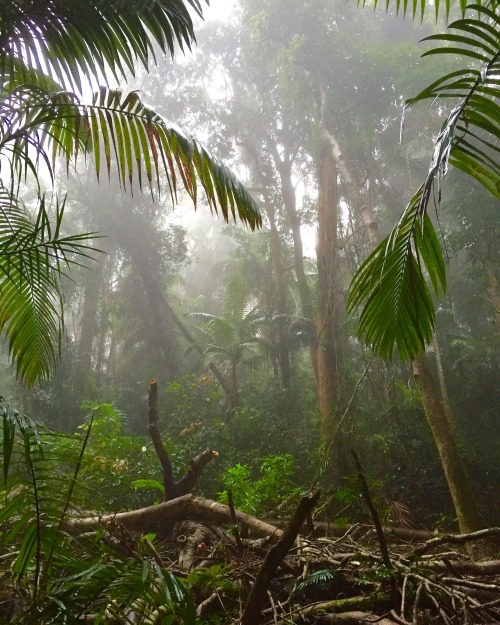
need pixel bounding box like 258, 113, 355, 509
1, 1, 499, 622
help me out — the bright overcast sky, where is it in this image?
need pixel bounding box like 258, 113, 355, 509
200, 0, 234, 23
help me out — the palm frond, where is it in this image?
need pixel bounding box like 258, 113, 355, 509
0, 0, 206, 93
0, 191, 97, 384
347, 191, 446, 360
2, 84, 261, 230
0, 400, 197, 624
348, 2, 498, 360
406, 4, 500, 198
361, 0, 497, 20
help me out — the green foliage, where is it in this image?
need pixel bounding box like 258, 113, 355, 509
0, 189, 96, 385
0, 0, 261, 385
349, 2, 499, 360
218, 454, 301, 516
296, 568, 337, 592
76, 403, 164, 510
0, 398, 197, 623
348, 204, 446, 360
0, 0, 204, 92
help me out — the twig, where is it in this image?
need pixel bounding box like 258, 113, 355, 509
227, 489, 244, 554
351, 450, 392, 572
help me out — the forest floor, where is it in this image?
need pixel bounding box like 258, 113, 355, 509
66, 493, 500, 625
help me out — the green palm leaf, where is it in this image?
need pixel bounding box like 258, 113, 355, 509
406, 4, 500, 198
348, 190, 447, 360
349, 2, 498, 360
0, 191, 97, 384
2, 83, 261, 230
0, 0, 205, 92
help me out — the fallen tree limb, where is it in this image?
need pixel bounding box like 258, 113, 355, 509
241, 490, 320, 625
425, 559, 500, 575
61, 495, 284, 539
412, 527, 500, 557
294, 594, 388, 619
296, 611, 399, 624
269, 521, 436, 541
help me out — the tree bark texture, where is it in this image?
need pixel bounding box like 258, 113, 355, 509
412, 354, 483, 534
61, 495, 284, 539
316, 145, 340, 442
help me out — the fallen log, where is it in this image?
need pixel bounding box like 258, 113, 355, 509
61, 494, 284, 539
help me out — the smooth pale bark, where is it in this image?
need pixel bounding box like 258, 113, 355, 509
61, 494, 284, 539
316, 145, 340, 441
412, 354, 483, 534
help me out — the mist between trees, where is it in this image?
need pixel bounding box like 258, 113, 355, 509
1, 0, 499, 623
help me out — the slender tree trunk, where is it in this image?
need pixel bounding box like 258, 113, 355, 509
73, 252, 105, 400
432, 332, 455, 428
412, 354, 483, 533
273, 150, 319, 384
243, 141, 292, 389
316, 145, 340, 441
95, 248, 115, 386
316, 85, 483, 529
264, 195, 291, 389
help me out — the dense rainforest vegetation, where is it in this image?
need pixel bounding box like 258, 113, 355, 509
1, 0, 498, 623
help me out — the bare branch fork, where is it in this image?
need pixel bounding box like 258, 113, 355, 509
147, 378, 218, 501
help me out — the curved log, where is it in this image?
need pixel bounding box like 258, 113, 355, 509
61, 494, 284, 539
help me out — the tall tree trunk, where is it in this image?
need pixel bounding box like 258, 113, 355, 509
316, 83, 483, 530
266, 197, 292, 388
431, 332, 455, 429
242, 141, 292, 389
316, 145, 340, 441
412, 354, 483, 533
73, 251, 105, 400
95, 247, 115, 386
273, 149, 319, 384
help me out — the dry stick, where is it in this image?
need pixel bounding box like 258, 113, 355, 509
241, 490, 321, 625
412, 527, 500, 557
351, 449, 392, 572
227, 489, 244, 554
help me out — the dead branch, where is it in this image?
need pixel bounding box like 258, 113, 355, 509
61, 495, 284, 539
148, 379, 175, 497
411, 527, 500, 557
351, 450, 392, 571
241, 490, 320, 625
147, 379, 218, 499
